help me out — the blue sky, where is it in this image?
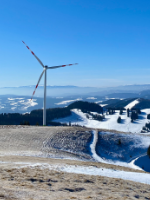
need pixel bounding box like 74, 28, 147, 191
0, 0, 150, 88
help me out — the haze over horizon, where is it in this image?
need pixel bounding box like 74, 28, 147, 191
2, 83, 150, 89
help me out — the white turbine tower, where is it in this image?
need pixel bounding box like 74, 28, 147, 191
22, 41, 78, 126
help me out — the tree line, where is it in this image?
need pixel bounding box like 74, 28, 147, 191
0, 107, 71, 125
68, 101, 103, 114
0, 101, 103, 125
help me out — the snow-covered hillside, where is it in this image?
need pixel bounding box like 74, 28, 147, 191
125, 99, 139, 109
53, 108, 150, 134
96, 131, 150, 160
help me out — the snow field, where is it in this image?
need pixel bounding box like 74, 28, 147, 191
133, 155, 150, 172
53, 108, 150, 133
90, 130, 107, 163
107, 132, 150, 169
125, 99, 139, 109
56, 164, 150, 185
53, 114, 150, 171
90, 130, 144, 170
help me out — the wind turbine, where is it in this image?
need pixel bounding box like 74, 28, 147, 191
22, 41, 78, 126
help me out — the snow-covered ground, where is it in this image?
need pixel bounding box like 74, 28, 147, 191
99, 104, 108, 107
93, 131, 150, 171
125, 99, 139, 109
53, 108, 150, 134
54, 164, 150, 185
134, 155, 150, 172
53, 108, 150, 172
10, 162, 150, 185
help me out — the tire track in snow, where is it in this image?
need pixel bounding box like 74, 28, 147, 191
90, 130, 107, 163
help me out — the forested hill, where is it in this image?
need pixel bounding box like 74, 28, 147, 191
0, 101, 103, 125
0, 107, 71, 126
104, 98, 137, 109
68, 101, 103, 113
103, 98, 150, 110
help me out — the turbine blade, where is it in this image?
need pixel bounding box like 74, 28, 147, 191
31, 69, 46, 100
22, 41, 45, 68
47, 63, 78, 69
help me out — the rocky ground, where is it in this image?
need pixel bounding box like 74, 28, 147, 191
0, 126, 149, 199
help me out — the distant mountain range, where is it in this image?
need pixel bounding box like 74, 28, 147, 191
1, 84, 150, 113
103, 98, 150, 110
1, 84, 150, 97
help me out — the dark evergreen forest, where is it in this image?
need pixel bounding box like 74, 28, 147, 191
68, 101, 103, 113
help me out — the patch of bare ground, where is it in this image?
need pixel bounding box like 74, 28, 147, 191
0, 166, 150, 200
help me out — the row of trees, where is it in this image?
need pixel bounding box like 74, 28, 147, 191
0, 107, 71, 125
90, 113, 105, 121
145, 122, 150, 130
117, 108, 141, 123
131, 111, 138, 122
68, 101, 103, 114
130, 109, 141, 122
147, 114, 150, 119
0, 101, 103, 126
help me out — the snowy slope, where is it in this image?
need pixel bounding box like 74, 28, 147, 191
88, 130, 150, 171
94, 131, 150, 170
133, 155, 150, 172
125, 99, 139, 109
53, 108, 150, 133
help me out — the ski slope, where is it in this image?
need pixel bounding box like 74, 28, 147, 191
125, 99, 139, 109
55, 98, 82, 105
